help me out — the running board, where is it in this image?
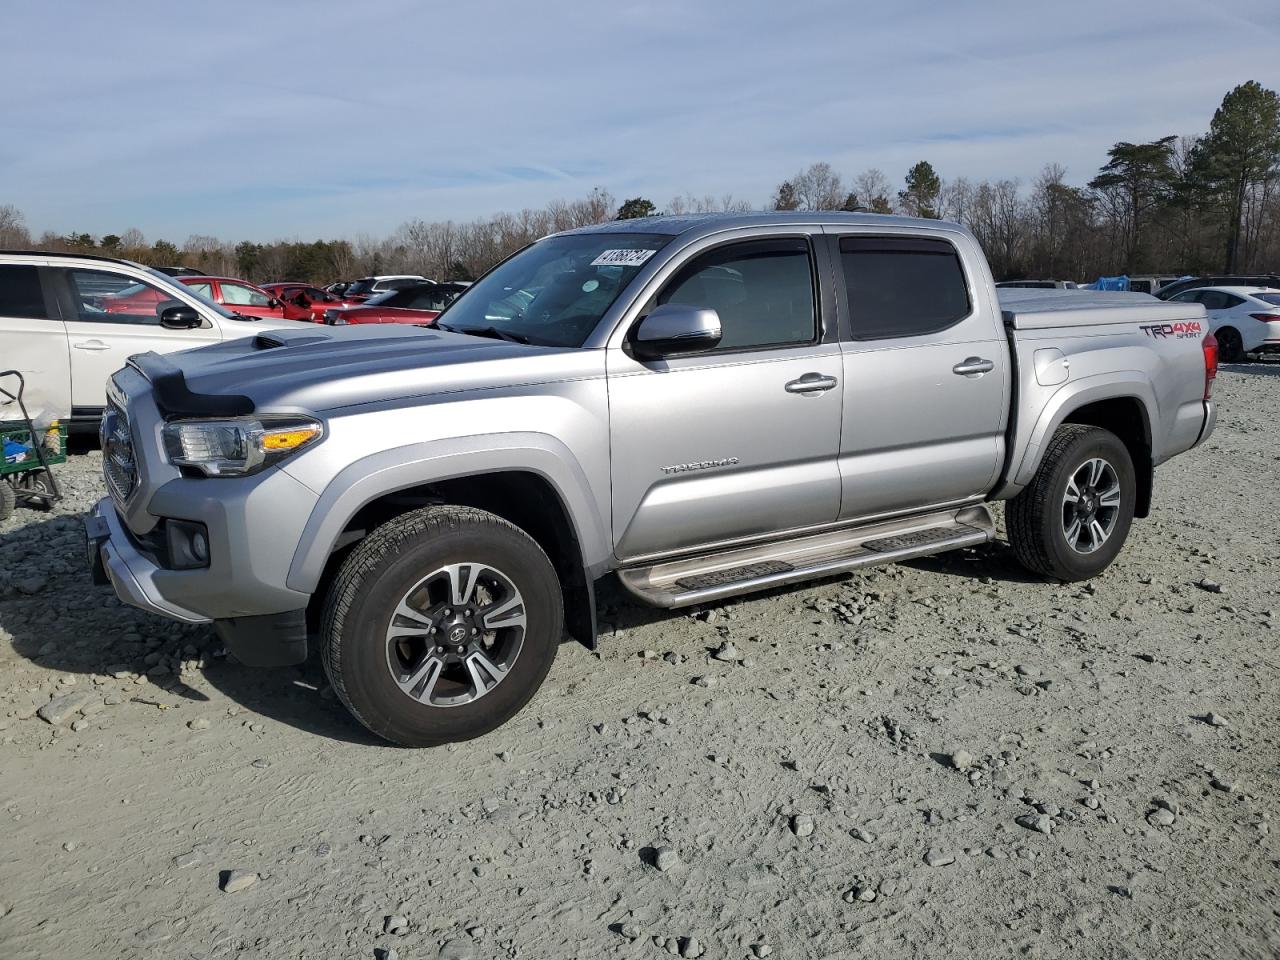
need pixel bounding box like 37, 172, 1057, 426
617, 505, 995, 608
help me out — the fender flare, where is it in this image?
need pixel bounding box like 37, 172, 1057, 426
285, 432, 610, 595
1008, 373, 1156, 489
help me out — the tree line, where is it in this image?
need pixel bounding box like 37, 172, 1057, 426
2, 81, 1276, 285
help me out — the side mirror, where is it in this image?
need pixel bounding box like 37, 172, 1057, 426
158, 303, 202, 330
267, 297, 281, 308
630, 303, 722, 359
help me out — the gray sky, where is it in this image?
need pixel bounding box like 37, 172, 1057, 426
2, 0, 1276, 242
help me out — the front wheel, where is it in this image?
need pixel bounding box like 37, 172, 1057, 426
1007, 424, 1136, 581
321, 505, 563, 746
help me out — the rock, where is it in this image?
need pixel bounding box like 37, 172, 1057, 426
1014, 664, 1040, 678
384, 915, 409, 935
1015, 813, 1053, 835
437, 940, 476, 960
680, 936, 705, 958
949, 749, 975, 771
843, 883, 876, 903
187, 717, 210, 731
1204, 712, 1228, 727
619, 923, 643, 940
1083, 796, 1100, 810
791, 813, 815, 837
15, 576, 47, 595
172, 850, 202, 869
481, 797, 500, 814
219, 870, 258, 893
375, 949, 399, 960
923, 849, 955, 867
850, 827, 876, 843
36, 691, 93, 725
711, 641, 739, 663
753, 945, 773, 958
1147, 807, 1176, 827
1210, 777, 1236, 793
1196, 578, 1222, 594
653, 845, 679, 871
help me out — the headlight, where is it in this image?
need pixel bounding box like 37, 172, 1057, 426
162, 417, 323, 477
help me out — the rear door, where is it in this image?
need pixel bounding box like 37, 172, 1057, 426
608, 233, 844, 560
54, 267, 221, 414
0, 264, 71, 422
826, 231, 1009, 521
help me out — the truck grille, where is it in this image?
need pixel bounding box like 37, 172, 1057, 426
102, 397, 137, 505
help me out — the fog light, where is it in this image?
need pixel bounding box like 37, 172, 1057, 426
165, 519, 211, 570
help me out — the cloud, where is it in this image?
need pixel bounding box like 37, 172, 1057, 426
1, 0, 1275, 240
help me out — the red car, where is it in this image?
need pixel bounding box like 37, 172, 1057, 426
261, 282, 361, 323
322, 282, 463, 326
98, 276, 310, 322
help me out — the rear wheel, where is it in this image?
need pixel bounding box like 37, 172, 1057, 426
1007, 424, 1136, 581
321, 505, 563, 746
1216, 326, 1244, 363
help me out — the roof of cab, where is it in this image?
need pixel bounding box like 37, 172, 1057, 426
556, 211, 966, 240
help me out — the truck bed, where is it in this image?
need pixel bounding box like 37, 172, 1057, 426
997, 289, 1200, 330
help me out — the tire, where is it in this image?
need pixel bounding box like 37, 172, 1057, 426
1216, 326, 1244, 363
321, 504, 563, 747
1007, 424, 1136, 582
0, 480, 14, 522
17, 473, 54, 511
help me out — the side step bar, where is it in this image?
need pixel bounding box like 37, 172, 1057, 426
617, 504, 995, 608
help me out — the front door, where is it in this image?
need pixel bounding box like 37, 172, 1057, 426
54, 267, 221, 413
608, 235, 843, 561
827, 232, 1009, 521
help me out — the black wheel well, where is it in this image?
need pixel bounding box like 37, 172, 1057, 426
1061, 397, 1153, 518
309, 471, 596, 649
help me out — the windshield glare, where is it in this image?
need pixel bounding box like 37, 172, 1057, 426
435, 233, 671, 347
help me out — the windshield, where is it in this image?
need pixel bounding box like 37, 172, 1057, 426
346, 278, 376, 297
435, 233, 671, 347
143, 267, 235, 318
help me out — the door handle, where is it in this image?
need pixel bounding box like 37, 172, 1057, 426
785, 373, 839, 394
952, 357, 994, 377
73, 340, 111, 351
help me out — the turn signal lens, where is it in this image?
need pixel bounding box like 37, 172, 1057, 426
261, 426, 321, 451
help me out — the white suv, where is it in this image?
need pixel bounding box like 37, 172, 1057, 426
1165, 285, 1280, 362
0, 252, 310, 429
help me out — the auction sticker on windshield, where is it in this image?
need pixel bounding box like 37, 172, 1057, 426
590, 249, 658, 267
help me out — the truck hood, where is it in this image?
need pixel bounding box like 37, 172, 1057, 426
134, 324, 602, 414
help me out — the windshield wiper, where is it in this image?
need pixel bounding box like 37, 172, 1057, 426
439, 324, 533, 345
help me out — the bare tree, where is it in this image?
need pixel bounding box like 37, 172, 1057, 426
850, 169, 894, 214
790, 162, 845, 211
0, 204, 31, 247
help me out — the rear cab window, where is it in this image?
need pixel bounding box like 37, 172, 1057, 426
839, 236, 971, 340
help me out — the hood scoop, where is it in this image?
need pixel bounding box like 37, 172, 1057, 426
253, 333, 332, 350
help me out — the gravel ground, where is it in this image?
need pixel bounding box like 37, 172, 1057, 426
1, 367, 1278, 960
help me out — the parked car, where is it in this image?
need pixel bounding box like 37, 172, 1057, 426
99, 275, 312, 323
322, 282, 459, 325
1164, 285, 1280, 361
0, 253, 316, 430
1156, 274, 1280, 300
995, 280, 1078, 289
324, 281, 351, 297
260, 282, 361, 323
342, 275, 431, 303
85, 212, 1217, 746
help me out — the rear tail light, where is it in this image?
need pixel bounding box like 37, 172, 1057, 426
1202, 332, 1218, 400
1248, 313, 1280, 322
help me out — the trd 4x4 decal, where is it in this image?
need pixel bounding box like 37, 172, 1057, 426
1140, 321, 1203, 340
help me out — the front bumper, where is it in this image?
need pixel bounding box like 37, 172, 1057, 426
85, 498, 210, 624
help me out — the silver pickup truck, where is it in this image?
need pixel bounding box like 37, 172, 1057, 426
85, 212, 1218, 745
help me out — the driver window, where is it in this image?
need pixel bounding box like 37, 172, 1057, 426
655, 238, 816, 351
222, 282, 270, 307
65, 269, 176, 326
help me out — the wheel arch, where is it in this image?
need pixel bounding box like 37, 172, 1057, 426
1006, 377, 1156, 518
287, 435, 609, 649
